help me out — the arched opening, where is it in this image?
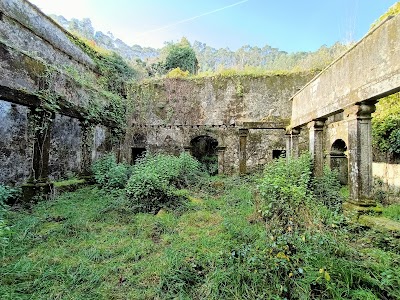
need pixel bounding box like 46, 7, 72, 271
131, 133, 146, 164
330, 139, 348, 185
190, 135, 218, 175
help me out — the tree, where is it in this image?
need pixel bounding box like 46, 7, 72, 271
164, 38, 199, 75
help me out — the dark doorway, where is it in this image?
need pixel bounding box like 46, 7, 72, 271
330, 139, 348, 185
131, 147, 146, 164
272, 149, 286, 159
190, 135, 218, 175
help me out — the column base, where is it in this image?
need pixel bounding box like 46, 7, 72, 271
342, 201, 382, 219
21, 182, 54, 205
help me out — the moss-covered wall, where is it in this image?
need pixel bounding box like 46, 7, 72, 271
123, 73, 315, 173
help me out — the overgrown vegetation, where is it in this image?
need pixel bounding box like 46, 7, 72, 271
126, 152, 203, 213
372, 92, 400, 157
92, 154, 131, 189
370, 2, 400, 30
1, 154, 399, 299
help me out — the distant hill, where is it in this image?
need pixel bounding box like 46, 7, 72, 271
50, 15, 350, 73
50, 15, 160, 61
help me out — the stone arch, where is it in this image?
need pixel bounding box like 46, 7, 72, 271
131, 133, 147, 164
330, 139, 348, 185
190, 135, 219, 175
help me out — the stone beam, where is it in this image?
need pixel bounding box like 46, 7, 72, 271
290, 15, 400, 128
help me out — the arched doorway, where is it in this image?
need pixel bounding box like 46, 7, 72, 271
190, 135, 218, 175
330, 139, 348, 185
131, 133, 146, 164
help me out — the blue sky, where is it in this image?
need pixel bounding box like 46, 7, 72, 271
29, 0, 397, 52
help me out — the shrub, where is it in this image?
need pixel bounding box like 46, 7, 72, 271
91, 154, 130, 189
166, 67, 189, 78
312, 166, 344, 211
0, 185, 15, 247
125, 152, 202, 213
257, 153, 313, 230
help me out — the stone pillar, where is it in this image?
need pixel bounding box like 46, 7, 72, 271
110, 127, 124, 163
309, 119, 326, 177
239, 129, 249, 175
285, 128, 300, 161
347, 102, 376, 205
28, 108, 54, 182
80, 121, 94, 177
22, 108, 54, 203
216, 146, 226, 175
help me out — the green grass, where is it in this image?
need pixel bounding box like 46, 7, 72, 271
383, 203, 400, 221
52, 178, 86, 187
1, 177, 399, 299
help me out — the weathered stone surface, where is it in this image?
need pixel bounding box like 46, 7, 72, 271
49, 114, 82, 180
291, 14, 400, 128
124, 74, 313, 173
0, 100, 30, 184
0, 0, 95, 70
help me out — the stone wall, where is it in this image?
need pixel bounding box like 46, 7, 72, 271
123, 74, 315, 173
0, 0, 118, 186
291, 14, 400, 129
0, 100, 30, 184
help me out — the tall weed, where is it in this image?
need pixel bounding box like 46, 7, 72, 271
92, 154, 130, 189
125, 152, 203, 213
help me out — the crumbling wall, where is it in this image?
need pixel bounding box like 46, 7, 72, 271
124, 73, 315, 173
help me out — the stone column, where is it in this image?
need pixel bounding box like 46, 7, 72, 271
309, 119, 326, 177
22, 108, 54, 202
110, 127, 124, 163
347, 102, 376, 205
216, 146, 226, 175
28, 108, 54, 182
80, 121, 94, 177
285, 127, 300, 161
239, 129, 249, 175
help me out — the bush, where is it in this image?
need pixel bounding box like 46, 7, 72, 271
92, 154, 130, 189
257, 153, 313, 230
0, 185, 15, 247
312, 166, 344, 211
125, 152, 203, 213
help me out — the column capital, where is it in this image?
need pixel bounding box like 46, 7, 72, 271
239, 128, 249, 137
357, 102, 376, 120
313, 118, 327, 129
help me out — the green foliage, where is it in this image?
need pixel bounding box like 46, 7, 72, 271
258, 153, 313, 229
0, 185, 16, 248
166, 67, 189, 78
125, 152, 203, 213
92, 154, 130, 189
95, 52, 136, 95
383, 204, 400, 221
370, 2, 400, 30
1, 173, 400, 299
164, 41, 198, 75
313, 166, 344, 210
0, 185, 19, 205
372, 92, 400, 154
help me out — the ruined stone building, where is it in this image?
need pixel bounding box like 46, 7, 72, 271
0, 0, 399, 206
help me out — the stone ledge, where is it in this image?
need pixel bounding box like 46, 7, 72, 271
358, 215, 400, 233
